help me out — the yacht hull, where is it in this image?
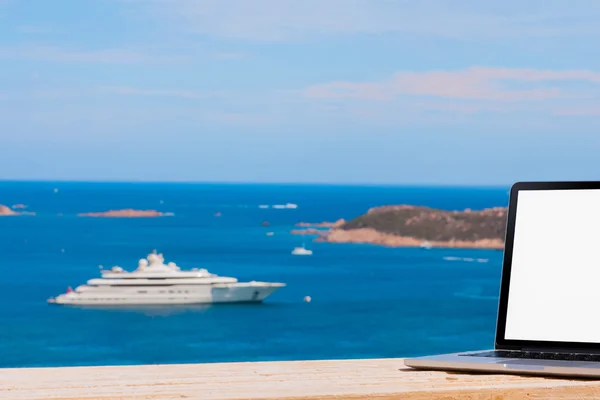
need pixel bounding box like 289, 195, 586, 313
48, 283, 284, 306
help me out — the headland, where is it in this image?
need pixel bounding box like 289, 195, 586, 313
292, 205, 506, 249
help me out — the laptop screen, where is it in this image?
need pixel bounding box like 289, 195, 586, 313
504, 189, 600, 343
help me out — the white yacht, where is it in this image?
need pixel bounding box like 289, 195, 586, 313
47, 251, 285, 306
291, 245, 312, 256
420, 241, 432, 249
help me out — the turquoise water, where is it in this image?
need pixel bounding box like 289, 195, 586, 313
0, 182, 508, 368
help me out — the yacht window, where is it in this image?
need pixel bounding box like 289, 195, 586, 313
139, 290, 147, 294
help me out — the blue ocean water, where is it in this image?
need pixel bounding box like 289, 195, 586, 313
0, 182, 508, 368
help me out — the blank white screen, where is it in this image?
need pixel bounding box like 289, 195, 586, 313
505, 189, 600, 343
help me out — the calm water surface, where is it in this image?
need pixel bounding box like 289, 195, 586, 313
0, 182, 508, 367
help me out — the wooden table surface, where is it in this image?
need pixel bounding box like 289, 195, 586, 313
2, 358, 600, 400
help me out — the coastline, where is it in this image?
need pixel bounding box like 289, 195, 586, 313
0, 205, 18, 216
0, 204, 34, 216
292, 205, 507, 250
1, 205, 171, 218
77, 209, 169, 217
317, 228, 504, 249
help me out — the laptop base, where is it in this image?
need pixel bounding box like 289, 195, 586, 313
405, 351, 600, 379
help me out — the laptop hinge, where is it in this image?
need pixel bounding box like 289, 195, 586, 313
497, 345, 600, 355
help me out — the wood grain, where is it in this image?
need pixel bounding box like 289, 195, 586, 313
2, 358, 600, 400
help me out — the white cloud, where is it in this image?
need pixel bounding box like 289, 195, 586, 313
212, 52, 246, 60
103, 86, 207, 99
0, 46, 149, 64
124, 0, 600, 41
101, 86, 233, 99
554, 107, 600, 116
207, 112, 273, 125
305, 66, 600, 103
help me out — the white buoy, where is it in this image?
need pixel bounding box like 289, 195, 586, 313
304, 296, 312, 303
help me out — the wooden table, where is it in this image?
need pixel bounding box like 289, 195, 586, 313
2, 358, 600, 399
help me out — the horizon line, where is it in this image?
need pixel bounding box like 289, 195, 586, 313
0, 178, 511, 189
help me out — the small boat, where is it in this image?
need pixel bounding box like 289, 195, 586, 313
292, 245, 313, 256
266, 232, 275, 236
420, 241, 432, 249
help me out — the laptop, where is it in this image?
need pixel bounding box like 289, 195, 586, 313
404, 181, 600, 378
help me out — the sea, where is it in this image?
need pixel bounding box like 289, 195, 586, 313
0, 181, 509, 368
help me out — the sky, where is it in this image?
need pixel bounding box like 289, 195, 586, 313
1, 0, 600, 185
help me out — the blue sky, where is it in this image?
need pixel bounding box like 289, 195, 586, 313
1, 0, 600, 185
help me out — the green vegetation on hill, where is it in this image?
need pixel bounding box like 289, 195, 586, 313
339, 205, 507, 242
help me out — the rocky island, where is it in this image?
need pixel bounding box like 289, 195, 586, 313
295, 219, 346, 228
291, 219, 347, 236
0, 205, 18, 216
294, 205, 507, 249
77, 209, 170, 218
291, 228, 325, 235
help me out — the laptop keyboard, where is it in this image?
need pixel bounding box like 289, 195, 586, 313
463, 350, 600, 362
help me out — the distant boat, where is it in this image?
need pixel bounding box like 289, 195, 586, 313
266, 232, 275, 236
444, 257, 461, 261
292, 245, 313, 256
420, 241, 432, 249
272, 203, 298, 210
